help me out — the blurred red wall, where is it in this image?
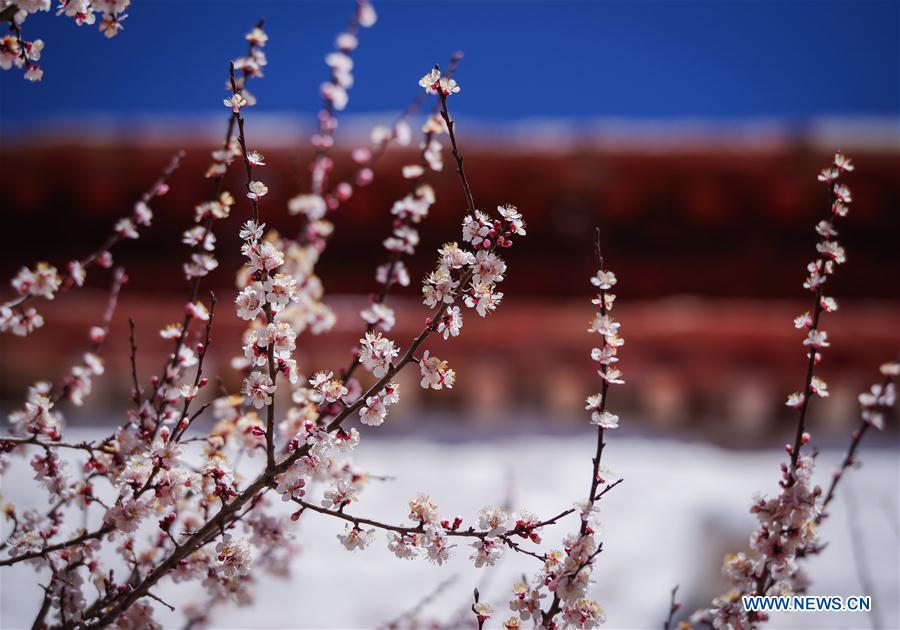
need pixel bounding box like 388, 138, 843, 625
1, 140, 897, 442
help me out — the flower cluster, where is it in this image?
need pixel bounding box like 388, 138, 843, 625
237, 222, 300, 400
419, 66, 460, 96
309, 370, 349, 404
383, 495, 453, 565
858, 362, 898, 430
532, 531, 606, 627
358, 331, 399, 378
337, 525, 375, 551
358, 382, 399, 426
214, 535, 254, 579
230, 22, 268, 107
422, 205, 524, 326
1, 0, 130, 80
7, 382, 63, 439
9, 262, 59, 302
419, 350, 455, 390
0, 26, 43, 81
693, 455, 837, 629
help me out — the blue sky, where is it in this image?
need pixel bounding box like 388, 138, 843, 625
0, 0, 898, 129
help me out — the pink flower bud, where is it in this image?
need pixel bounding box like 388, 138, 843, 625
352, 148, 372, 164
356, 168, 374, 186
336, 182, 353, 201
97, 251, 113, 268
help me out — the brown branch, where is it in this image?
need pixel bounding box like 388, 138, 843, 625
0, 524, 112, 568
0, 436, 116, 456
286, 494, 580, 563
128, 317, 141, 406
817, 365, 897, 522
145, 590, 176, 613
81, 304, 485, 626
30, 583, 52, 630
437, 69, 475, 214
0, 4, 18, 22
171, 293, 217, 443
663, 584, 680, 630
381, 574, 458, 629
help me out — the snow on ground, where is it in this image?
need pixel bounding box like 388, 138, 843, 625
1, 430, 897, 629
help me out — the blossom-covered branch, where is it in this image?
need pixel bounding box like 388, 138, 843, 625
533, 231, 623, 630
2, 265, 126, 449
287, 494, 576, 563
1, 10, 579, 629
278, 43, 463, 359
241, 5, 380, 354
0, 24, 266, 626
1, 153, 181, 336
143, 22, 267, 432
690, 153, 866, 629
816, 359, 898, 525
229, 57, 291, 469
341, 61, 464, 380
1, 267, 127, 565
784, 152, 855, 475
297, 50, 462, 226
307, 0, 377, 198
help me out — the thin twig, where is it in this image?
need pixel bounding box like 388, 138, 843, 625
844, 488, 882, 630
663, 584, 680, 630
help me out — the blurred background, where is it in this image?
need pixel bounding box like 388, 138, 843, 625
0, 1, 898, 627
